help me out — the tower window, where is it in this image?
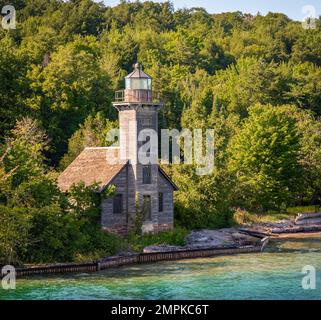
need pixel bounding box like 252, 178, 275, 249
159, 192, 163, 212
142, 165, 152, 184
113, 194, 122, 214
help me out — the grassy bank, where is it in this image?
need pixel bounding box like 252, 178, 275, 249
74, 227, 189, 263
233, 205, 320, 226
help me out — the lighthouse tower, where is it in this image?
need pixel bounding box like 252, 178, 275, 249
58, 63, 177, 235
112, 63, 165, 232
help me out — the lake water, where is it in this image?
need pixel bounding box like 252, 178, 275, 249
1, 235, 321, 300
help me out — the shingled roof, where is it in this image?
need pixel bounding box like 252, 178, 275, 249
57, 147, 127, 192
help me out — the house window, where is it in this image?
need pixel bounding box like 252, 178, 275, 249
142, 165, 151, 184
159, 192, 163, 212
113, 194, 122, 214
143, 195, 152, 221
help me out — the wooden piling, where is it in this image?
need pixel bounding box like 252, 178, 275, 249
3, 244, 264, 279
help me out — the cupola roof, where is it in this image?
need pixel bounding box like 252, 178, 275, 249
125, 63, 152, 79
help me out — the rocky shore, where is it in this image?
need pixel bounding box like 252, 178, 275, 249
144, 228, 266, 253
144, 211, 321, 253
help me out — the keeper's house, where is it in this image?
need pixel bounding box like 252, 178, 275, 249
58, 63, 178, 235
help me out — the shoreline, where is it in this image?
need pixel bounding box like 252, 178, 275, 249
9, 244, 264, 279
4, 218, 321, 279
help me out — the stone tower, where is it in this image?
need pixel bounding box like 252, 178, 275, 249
113, 63, 163, 232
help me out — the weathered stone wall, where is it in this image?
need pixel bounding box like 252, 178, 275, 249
101, 167, 174, 236
156, 172, 174, 231
101, 166, 128, 235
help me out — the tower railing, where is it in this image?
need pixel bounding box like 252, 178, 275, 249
114, 89, 163, 103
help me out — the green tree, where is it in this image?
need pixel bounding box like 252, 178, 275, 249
292, 110, 321, 205
291, 27, 321, 66
26, 36, 113, 163
212, 57, 277, 116
287, 62, 321, 116
0, 205, 31, 265
26, 205, 84, 263
2, 117, 48, 188
0, 117, 63, 208
173, 105, 238, 229
0, 36, 29, 138
228, 104, 302, 212
60, 112, 118, 169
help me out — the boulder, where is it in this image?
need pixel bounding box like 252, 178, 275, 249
185, 228, 261, 248
185, 229, 236, 247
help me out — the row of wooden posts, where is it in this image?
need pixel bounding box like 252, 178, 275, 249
6, 243, 266, 278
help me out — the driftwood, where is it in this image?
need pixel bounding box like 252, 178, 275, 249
238, 228, 270, 238
296, 212, 321, 222
260, 237, 270, 252
295, 218, 321, 225
271, 225, 321, 234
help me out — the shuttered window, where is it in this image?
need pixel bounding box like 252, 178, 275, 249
113, 194, 122, 214
159, 192, 163, 212
142, 165, 151, 184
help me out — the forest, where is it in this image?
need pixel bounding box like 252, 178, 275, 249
0, 0, 321, 264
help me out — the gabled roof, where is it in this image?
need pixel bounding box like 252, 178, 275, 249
158, 166, 179, 191
58, 146, 179, 193
57, 147, 127, 192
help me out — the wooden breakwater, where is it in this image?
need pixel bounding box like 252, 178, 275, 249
5, 242, 267, 279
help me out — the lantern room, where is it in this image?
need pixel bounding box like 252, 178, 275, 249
115, 63, 160, 103
125, 63, 152, 90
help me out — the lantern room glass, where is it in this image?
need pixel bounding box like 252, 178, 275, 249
125, 78, 152, 90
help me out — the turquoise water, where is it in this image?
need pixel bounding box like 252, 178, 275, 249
1, 235, 321, 300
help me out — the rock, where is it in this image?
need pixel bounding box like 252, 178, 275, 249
185, 229, 236, 247
231, 232, 261, 244
194, 236, 211, 242
143, 245, 184, 253
185, 228, 262, 248
142, 228, 266, 254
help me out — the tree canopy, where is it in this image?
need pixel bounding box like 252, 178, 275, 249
1, 1, 321, 262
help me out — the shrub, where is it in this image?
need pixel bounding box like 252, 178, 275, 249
128, 227, 188, 252
0, 205, 31, 265
26, 206, 84, 263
